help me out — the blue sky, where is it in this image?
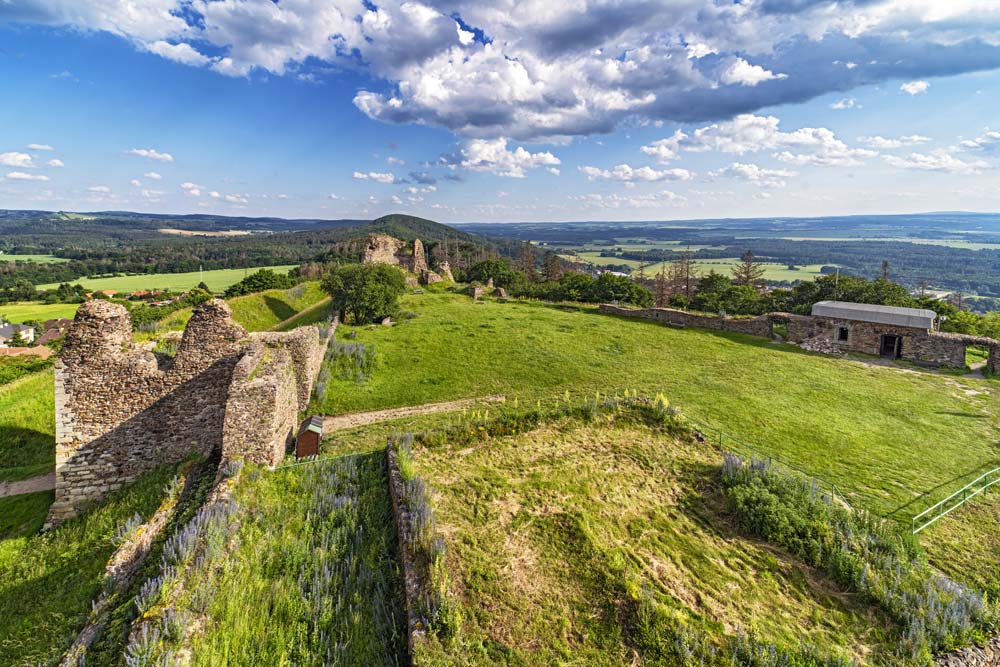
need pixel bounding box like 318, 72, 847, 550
1, 1, 999, 223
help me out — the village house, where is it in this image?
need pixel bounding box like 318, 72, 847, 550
0, 323, 37, 347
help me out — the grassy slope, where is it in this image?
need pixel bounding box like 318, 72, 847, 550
0, 301, 81, 323
155, 280, 327, 333
317, 293, 998, 515
919, 491, 1000, 599
0, 466, 176, 667
0, 370, 55, 482
414, 417, 894, 665
37, 265, 298, 293
166, 457, 406, 665
0, 491, 53, 539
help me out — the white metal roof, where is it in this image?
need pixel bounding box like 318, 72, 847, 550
811, 301, 936, 329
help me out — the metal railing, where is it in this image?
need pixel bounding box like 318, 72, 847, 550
911, 466, 1000, 534
684, 414, 853, 510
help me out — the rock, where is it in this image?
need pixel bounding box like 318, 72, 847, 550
486, 277, 494, 288
466, 286, 485, 299
411, 239, 428, 273
381, 316, 394, 326
363, 234, 405, 265
493, 287, 508, 298
798, 335, 846, 356
438, 262, 455, 282
420, 269, 443, 285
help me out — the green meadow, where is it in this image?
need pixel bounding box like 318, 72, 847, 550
37, 265, 298, 293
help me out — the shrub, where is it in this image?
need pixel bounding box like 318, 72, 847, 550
224, 268, 294, 298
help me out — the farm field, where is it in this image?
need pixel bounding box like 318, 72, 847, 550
0, 254, 70, 263
36, 265, 298, 293
411, 413, 897, 665
0, 370, 54, 482
563, 251, 832, 281
315, 291, 1000, 592
0, 301, 80, 323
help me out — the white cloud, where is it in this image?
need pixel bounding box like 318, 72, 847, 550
579, 164, 693, 183
858, 135, 932, 149
719, 58, 787, 87
709, 162, 794, 188
27, 143, 54, 151
141, 188, 165, 199
900, 80, 930, 95
547, 167, 560, 175
131, 179, 142, 187
640, 131, 686, 163
88, 185, 111, 193
224, 194, 249, 204
209, 190, 221, 199
386, 156, 405, 165
0, 152, 34, 168
125, 148, 174, 162
47, 159, 65, 167
573, 190, 686, 209
353, 171, 400, 184
830, 98, 859, 110
146, 40, 212, 67
5, 171, 49, 181
144, 171, 162, 179
960, 131, 1000, 151
883, 150, 988, 175
391, 194, 403, 204
459, 138, 559, 178
328, 193, 341, 200
180, 182, 202, 196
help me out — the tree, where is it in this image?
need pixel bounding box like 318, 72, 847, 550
673, 249, 699, 299
321, 263, 407, 324
586, 273, 653, 307
196, 281, 211, 292
224, 269, 294, 297
732, 250, 766, 290
557, 272, 594, 302
466, 259, 519, 288
518, 242, 536, 281
543, 251, 564, 282
654, 268, 669, 307
10, 328, 28, 347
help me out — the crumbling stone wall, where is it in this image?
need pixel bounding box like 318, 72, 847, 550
362, 233, 447, 284
599, 303, 1000, 370
48, 298, 332, 526
363, 234, 405, 265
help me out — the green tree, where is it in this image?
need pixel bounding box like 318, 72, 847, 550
224, 269, 294, 297
586, 273, 653, 307
465, 259, 520, 288
557, 272, 594, 302
321, 263, 407, 324
731, 250, 766, 290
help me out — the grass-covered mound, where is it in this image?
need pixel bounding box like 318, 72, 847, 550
404, 403, 900, 666
0, 466, 179, 667
0, 369, 54, 482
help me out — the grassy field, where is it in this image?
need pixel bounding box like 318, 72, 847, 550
0, 254, 70, 263
0, 491, 53, 539
0, 301, 80, 323
148, 456, 406, 665
0, 466, 177, 667
562, 251, 832, 281
314, 292, 1000, 584
920, 491, 1000, 599
37, 265, 298, 293
0, 370, 54, 482
411, 413, 895, 665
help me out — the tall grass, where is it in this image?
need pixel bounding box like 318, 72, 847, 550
315, 340, 377, 399
721, 453, 999, 665
138, 454, 405, 666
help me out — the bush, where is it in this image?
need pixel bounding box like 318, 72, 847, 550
224, 269, 294, 297
464, 259, 519, 288
321, 263, 406, 324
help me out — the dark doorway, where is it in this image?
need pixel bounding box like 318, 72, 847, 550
880, 334, 902, 359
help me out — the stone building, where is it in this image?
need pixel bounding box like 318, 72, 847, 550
47, 298, 333, 526
361, 233, 452, 285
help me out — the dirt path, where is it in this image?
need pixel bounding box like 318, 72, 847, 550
323, 395, 505, 432
0, 472, 55, 498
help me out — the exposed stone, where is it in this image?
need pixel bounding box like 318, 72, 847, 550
438, 261, 454, 282
466, 286, 485, 299
493, 287, 508, 298
47, 298, 335, 527
363, 233, 405, 265
411, 238, 428, 273
486, 277, 494, 289
936, 636, 1000, 667
420, 269, 443, 285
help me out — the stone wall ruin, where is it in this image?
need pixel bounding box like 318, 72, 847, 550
599, 303, 1000, 372
48, 298, 333, 526
362, 233, 451, 285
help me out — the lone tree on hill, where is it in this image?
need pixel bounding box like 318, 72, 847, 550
224, 268, 293, 297
322, 263, 406, 324
732, 250, 766, 290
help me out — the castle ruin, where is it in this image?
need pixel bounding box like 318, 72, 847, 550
362, 233, 450, 284
48, 298, 332, 527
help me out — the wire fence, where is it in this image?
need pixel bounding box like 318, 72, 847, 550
910, 466, 1000, 534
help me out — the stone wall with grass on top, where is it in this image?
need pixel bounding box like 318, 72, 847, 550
48, 298, 332, 527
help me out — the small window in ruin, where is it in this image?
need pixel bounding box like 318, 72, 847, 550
837, 327, 849, 342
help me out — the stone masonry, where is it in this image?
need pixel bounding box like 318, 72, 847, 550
362, 233, 451, 284
599, 304, 1000, 370
48, 298, 333, 526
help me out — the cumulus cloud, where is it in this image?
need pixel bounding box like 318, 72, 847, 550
719, 58, 787, 86
459, 138, 560, 178
47, 159, 65, 167
180, 181, 202, 196
5, 171, 49, 181
353, 171, 400, 184
27, 143, 54, 151
960, 131, 1000, 151
386, 156, 405, 165
858, 135, 932, 149
409, 171, 437, 185
224, 193, 248, 204
11, 0, 998, 140
131, 179, 142, 187
579, 164, 693, 183
141, 188, 165, 200
572, 190, 686, 209
900, 80, 930, 95
88, 185, 111, 192
0, 152, 34, 168
883, 149, 988, 175
709, 162, 794, 188
144, 171, 162, 179
125, 148, 174, 162
328, 193, 341, 200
